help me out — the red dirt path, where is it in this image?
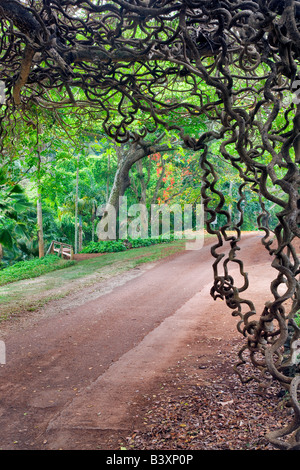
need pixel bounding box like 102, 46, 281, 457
0, 232, 277, 450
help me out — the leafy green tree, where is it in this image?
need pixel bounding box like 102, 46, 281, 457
0, 177, 33, 266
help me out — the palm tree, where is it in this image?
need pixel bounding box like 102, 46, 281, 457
60, 193, 99, 253
0, 184, 32, 264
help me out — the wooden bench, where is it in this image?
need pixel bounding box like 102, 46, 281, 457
47, 241, 74, 260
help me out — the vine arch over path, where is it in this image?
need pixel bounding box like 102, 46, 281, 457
1, 0, 300, 449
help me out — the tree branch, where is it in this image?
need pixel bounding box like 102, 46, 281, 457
13, 45, 35, 105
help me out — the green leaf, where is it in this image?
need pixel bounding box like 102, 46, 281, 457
13, 223, 27, 237
9, 184, 24, 194
0, 229, 13, 249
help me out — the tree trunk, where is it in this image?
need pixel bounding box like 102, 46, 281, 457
74, 154, 80, 254
135, 159, 148, 235
107, 153, 110, 203
97, 135, 172, 240
78, 214, 83, 252
37, 184, 44, 258
36, 122, 44, 258
91, 202, 96, 242
136, 159, 147, 205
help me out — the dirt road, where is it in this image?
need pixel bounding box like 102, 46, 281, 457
0, 233, 276, 450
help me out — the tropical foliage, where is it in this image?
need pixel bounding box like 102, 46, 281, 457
0, 101, 277, 268
0, 31, 281, 266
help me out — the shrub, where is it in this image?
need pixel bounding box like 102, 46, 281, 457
80, 236, 175, 254
79, 240, 127, 254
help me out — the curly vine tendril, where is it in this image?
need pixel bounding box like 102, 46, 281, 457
199, 124, 300, 449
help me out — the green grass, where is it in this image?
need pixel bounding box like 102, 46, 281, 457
0, 255, 75, 287
63, 239, 187, 280
0, 239, 188, 322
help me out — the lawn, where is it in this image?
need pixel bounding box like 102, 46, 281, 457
0, 239, 188, 322
0, 255, 75, 287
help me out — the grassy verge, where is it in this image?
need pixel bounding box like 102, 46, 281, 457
79, 236, 178, 254
0, 239, 188, 323
0, 255, 75, 287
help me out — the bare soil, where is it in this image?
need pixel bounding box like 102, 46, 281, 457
0, 233, 288, 450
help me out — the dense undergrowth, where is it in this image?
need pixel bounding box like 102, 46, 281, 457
79, 236, 175, 254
